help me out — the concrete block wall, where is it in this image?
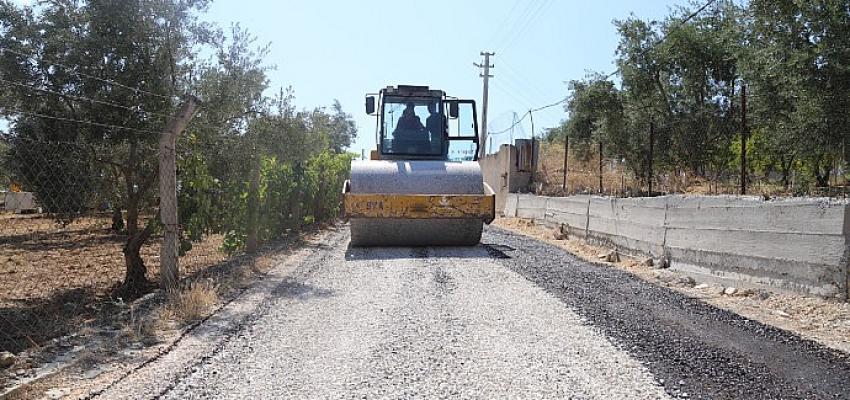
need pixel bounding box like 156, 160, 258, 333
586, 196, 668, 257
479, 146, 511, 213
504, 193, 849, 298
479, 142, 535, 215
4, 191, 36, 213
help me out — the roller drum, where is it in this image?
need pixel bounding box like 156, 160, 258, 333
347, 160, 485, 246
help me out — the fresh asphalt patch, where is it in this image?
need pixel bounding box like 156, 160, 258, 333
485, 226, 850, 399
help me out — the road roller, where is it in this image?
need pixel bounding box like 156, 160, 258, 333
343, 85, 496, 246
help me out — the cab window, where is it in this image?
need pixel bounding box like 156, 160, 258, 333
381, 96, 444, 156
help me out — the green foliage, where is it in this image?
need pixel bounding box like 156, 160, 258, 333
4, 138, 98, 223
565, 76, 623, 147
0, 0, 218, 292
560, 0, 850, 193
217, 151, 353, 255
727, 128, 772, 177
0, 138, 9, 189
0, 1, 359, 294
177, 64, 358, 256
177, 138, 223, 256
221, 230, 247, 255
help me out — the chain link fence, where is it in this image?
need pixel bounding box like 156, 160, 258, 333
534, 141, 849, 198
0, 137, 350, 354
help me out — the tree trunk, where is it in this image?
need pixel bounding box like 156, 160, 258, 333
118, 223, 153, 300
815, 172, 830, 188
813, 155, 831, 188
109, 167, 125, 232
114, 188, 153, 300
111, 206, 124, 232
780, 156, 794, 190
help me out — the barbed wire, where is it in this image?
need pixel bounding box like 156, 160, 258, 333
1, 105, 166, 135
0, 47, 176, 103
0, 78, 177, 120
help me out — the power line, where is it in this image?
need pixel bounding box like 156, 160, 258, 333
490, 60, 561, 114
497, 60, 564, 120
492, 77, 537, 110
0, 47, 175, 102
492, 0, 542, 53
488, 0, 524, 47
499, 59, 555, 100
493, 0, 539, 47
489, 0, 719, 141
498, 0, 554, 55
531, 98, 567, 113
489, 97, 567, 135
490, 111, 529, 136
0, 78, 176, 119
1, 105, 165, 135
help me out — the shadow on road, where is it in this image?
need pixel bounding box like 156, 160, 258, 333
343, 243, 514, 261
273, 279, 335, 300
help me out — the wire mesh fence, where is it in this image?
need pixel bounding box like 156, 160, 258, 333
533, 141, 849, 199
0, 136, 352, 354
0, 138, 223, 353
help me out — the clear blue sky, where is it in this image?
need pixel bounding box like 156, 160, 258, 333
202, 0, 687, 155
8, 0, 688, 154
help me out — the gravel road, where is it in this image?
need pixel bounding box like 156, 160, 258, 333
95, 225, 850, 399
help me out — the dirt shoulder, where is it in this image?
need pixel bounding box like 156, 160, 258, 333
492, 218, 850, 354
0, 224, 337, 399
0, 214, 228, 356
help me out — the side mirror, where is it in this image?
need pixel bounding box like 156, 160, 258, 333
448, 101, 459, 119
365, 96, 376, 115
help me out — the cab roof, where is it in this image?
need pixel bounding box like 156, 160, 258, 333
382, 85, 445, 98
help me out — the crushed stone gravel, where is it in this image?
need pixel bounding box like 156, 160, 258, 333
91, 225, 850, 399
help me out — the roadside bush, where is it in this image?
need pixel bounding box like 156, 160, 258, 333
219, 151, 353, 254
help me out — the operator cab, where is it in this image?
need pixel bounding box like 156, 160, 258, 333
365, 85, 479, 161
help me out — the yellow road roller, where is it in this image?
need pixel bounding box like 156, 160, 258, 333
343, 85, 495, 246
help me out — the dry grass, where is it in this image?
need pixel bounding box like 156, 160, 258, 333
117, 305, 158, 344
536, 143, 640, 197
534, 142, 843, 197
0, 214, 229, 353
161, 280, 219, 324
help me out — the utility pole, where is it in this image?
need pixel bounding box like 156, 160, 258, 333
529, 109, 536, 188
741, 83, 748, 195
649, 119, 655, 196
474, 51, 494, 159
